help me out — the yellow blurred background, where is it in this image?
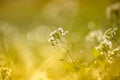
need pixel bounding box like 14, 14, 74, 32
0, 0, 119, 80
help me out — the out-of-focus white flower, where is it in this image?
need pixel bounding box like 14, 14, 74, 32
106, 3, 120, 19
86, 30, 103, 43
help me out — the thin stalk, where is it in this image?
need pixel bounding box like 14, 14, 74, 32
66, 48, 78, 72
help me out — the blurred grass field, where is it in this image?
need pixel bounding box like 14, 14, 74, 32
0, 0, 120, 80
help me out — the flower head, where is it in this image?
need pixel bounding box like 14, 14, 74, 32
95, 27, 119, 64
106, 47, 120, 64
95, 39, 112, 55
48, 27, 68, 46
86, 30, 103, 43
103, 27, 117, 40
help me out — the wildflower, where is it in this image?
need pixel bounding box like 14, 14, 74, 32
0, 67, 12, 80
48, 27, 68, 46
103, 27, 117, 40
86, 30, 103, 43
95, 39, 112, 55
95, 27, 119, 64
104, 47, 120, 64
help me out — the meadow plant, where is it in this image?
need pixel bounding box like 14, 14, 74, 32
106, 2, 120, 26
86, 30, 103, 44
103, 27, 117, 40
95, 39, 112, 55
48, 27, 78, 74
48, 27, 68, 46
48, 25, 120, 80
95, 27, 119, 64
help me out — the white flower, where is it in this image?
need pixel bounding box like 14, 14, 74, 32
48, 27, 68, 46
86, 30, 103, 43
95, 39, 112, 54
103, 27, 117, 40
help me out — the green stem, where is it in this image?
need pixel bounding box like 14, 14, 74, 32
66, 48, 78, 72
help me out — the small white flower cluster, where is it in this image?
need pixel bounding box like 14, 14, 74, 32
95, 27, 119, 64
48, 27, 68, 46
86, 30, 103, 43
107, 47, 120, 63
96, 39, 112, 55
103, 27, 117, 40
0, 67, 12, 80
